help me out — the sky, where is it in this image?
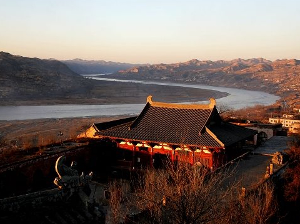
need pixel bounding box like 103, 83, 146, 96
0, 0, 300, 64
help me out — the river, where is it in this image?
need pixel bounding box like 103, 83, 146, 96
0, 76, 279, 121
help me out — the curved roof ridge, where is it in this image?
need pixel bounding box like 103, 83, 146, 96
205, 126, 225, 147
199, 106, 219, 134
147, 95, 216, 110
92, 123, 100, 132
129, 102, 151, 130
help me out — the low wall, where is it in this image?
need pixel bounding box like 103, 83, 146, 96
0, 188, 66, 213
0, 144, 91, 199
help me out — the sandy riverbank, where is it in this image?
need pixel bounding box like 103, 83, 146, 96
1, 80, 228, 106
0, 116, 126, 165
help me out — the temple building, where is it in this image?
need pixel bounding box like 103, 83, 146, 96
79, 96, 257, 170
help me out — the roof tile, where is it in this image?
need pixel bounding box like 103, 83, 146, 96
95, 97, 257, 148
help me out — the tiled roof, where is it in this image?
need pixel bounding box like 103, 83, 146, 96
93, 116, 137, 131
95, 96, 256, 148
210, 122, 257, 146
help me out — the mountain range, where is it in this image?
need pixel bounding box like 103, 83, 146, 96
62, 59, 140, 74
113, 58, 300, 104
0, 52, 222, 105
1, 51, 300, 106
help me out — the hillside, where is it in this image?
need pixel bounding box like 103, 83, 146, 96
112, 58, 300, 104
0, 52, 226, 105
0, 52, 93, 103
62, 59, 140, 74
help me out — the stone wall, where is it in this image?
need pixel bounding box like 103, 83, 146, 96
0, 144, 91, 198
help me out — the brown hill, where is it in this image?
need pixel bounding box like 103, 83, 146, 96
62, 58, 141, 74
0, 52, 93, 103
113, 58, 300, 104
0, 52, 227, 106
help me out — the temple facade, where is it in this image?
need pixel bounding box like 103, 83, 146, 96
80, 96, 257, 170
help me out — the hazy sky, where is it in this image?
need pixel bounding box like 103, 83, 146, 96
1, 0, 300, 63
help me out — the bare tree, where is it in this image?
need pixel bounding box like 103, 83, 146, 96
127, 162, 236, 224
106, 179, 131, 224
217, 104, 234, 116
284, 138, 300, 202
105, 162, 278, 224
220, 182, 278, 224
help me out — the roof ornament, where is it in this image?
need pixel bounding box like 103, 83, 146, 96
146, 95, 216, 109
209, 98, 216, 109
147, 95, 153, 104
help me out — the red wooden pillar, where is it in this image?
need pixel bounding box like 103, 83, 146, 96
149, 143, 156, 167
210, 149, 213, 170
150, 147, 153, 167
132, 143, 135, 170
192, 150, 195, 165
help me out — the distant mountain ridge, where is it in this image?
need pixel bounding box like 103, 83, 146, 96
113, 58, 300, 104
1, 52, 225, 106
2, 51, 300, 106
0, 52, 92, 102
62, 59, 141, 74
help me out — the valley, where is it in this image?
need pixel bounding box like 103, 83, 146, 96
111, 58, 300, 106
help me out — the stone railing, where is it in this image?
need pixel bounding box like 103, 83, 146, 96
0, 188, 70, 213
